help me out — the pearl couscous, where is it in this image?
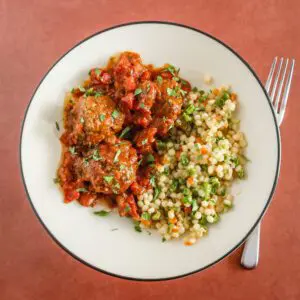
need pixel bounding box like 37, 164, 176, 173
136, 86, 247, 245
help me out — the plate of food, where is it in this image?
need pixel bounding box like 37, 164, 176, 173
20, 21, 280, 280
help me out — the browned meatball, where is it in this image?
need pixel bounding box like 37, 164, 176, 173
151, 79, 183, 136
65, 95, 124, 146
74, 140, 138, 194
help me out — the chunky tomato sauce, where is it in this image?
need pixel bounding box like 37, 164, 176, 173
57, 51, 191, 220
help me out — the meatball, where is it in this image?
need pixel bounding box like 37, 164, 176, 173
65, 95, 124, 146
151, 79, 183, 135
74, 140, 138, 194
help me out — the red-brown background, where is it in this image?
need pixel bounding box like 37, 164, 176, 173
1, 0, 300, 299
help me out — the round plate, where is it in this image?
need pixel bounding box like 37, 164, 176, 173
20, 21, 280, 281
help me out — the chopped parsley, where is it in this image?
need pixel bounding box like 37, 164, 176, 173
124, 205, 131, 213
183, 113, 192, 122
164, 64, 178, 76
103, 176, 114, 183
170, 179, 179, 192
55, 121, 60, 131
157, 140, 166, 150
83, 158, 89, 166
119, 126, 131, 138
85, 87, 94, 96
179, 89, 187, 96
237, 168, 245, 179
153, 187, 161, 200
113, 149, 121, 163
146, 153, 155, 163
69, 147, 77, 155
80, 117, 84, 124
95, 92, 103, 98
99, 114, 106, 122
185, 104, 195, 115
167, 87, 177, 97
141, 138, 148, 145
53, 177, 60, 184
77, 188, 87, 193
173, 77, 180, 81
94, 210, 110, 216
181, 78, 188, 85
156, 75, 163, 85
78, 86, 86, 92
215, 92, 230, 108
162, 237, 167, 243
231, 157, 240, 167
111, 228, 118, 231
92, 149, 101, 161
120, 164, 126, 170
150, 175, 156, 186
112, 110, 119, 119
192, 200, 199, 212
180, 154, 189, 166
134, 88, 143, 96
134, 221, 142, 233
94, 68, 101, 76
141, 212, 150, 220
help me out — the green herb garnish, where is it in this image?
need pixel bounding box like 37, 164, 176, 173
134, 88, 143, 96
103, 176, 114, 183
95, 92, 103, 98
69, 147, 77, 155
167, 87, 177, 97
112, 110, 119, 119
185, 104, 195, 115
94, 210, 110, 216
53, 177, 60, 184
99, 114, 106, 122
180, 154, 189, 166
156, 76, 163, 85
141, 138, 148, 145
150, 175, 156, 186
153, 187, 161, 200
119, 126, 131, 138
55, 121, 60, 131
92, 149, 101, 161
124, 205, 131, 213
134, 221, 142, 233
142, 212, 150, 220
77, 188, 87, 193
113, 149, 121, 163
80, 117, 84, 124
146, 153, 155, 163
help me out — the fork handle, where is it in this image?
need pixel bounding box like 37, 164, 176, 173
241, 224, 260, 269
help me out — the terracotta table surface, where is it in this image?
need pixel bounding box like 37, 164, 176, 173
1, 0, 300, 299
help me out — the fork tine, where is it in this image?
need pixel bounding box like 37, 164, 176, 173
278, 59, 295, 125
265, 57, 277, 93
270, 57, 283, 102
274, 59, 289, 112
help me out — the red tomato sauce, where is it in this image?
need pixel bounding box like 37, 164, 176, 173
57, 51, 190, 220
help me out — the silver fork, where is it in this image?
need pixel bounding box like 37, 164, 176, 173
241, 57, 295, 269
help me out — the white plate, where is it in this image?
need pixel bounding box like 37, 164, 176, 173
20, 22, 280, 280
